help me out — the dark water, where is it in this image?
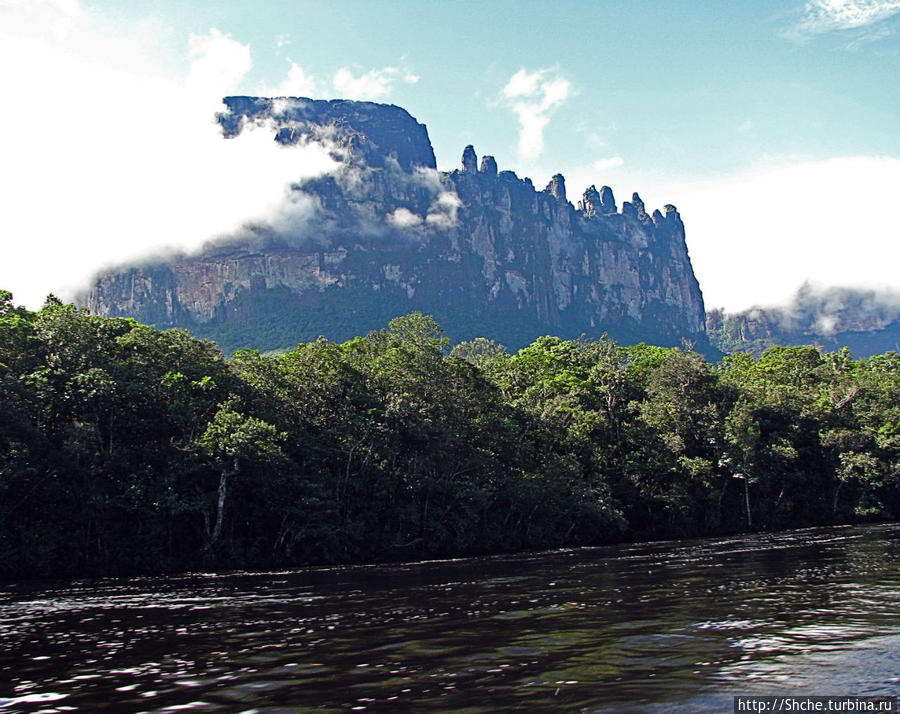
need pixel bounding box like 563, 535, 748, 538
1, 524, 899, 712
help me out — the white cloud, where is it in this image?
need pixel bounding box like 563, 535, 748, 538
265, 59, 419, 101
647, 156, 900, 312
426, 191, 462, 229
266, 189, 325, 234
0, 0, 82, 39
387, 207, 424, 229
501, 68, 572, 164
333, 67, 399, 100
187, 28, 251, 105
593, 156, 624, 172
0, 1, 339, 309
502, 69, 541, 99
409, 167, 445, 194
266, 60, 320, 97
789, 0, 900, 38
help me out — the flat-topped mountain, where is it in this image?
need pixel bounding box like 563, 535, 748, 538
218, 96, 437, 171
81, 97, 708, 353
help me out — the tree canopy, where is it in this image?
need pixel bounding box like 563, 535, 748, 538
1, 295, 897, 579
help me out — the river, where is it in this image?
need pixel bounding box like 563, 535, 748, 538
1, 523, 898, 712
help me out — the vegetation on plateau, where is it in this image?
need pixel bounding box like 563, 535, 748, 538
1, 289, 898, 578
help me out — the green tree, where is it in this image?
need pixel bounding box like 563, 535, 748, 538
194, 402, 287, 550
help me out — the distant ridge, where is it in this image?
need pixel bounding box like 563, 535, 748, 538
708, 285, 900, 358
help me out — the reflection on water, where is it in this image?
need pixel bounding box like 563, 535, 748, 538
1, 524, 898, 712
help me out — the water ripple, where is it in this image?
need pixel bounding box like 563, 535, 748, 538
1, 523, 898, 711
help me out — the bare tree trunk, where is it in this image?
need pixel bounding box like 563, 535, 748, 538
210, 457, 239, 548
743, 475, 752, 529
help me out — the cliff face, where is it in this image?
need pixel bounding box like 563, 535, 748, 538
82, 97, 707, 353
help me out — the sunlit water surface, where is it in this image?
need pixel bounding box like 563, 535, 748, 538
1, 523, 899, 712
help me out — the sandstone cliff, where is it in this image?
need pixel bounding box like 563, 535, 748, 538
82, 97, 708, 354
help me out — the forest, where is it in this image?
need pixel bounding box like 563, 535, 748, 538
1, 289, 898, 579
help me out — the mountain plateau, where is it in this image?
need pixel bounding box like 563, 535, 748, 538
82, 96, 711, 354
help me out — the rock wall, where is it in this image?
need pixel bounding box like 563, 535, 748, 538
82, 97, 707, 353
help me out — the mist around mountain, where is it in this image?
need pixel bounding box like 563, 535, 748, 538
81, 96, 708, 356
709, 284, 900, 358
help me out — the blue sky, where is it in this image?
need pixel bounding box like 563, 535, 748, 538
2, 0, 900, 312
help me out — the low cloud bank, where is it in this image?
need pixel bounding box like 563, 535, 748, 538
651, 156, 900, 313
753, 283, 900, 337
0, 0, 419, 309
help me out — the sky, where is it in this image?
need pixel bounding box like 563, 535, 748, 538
2, 0, 900, 312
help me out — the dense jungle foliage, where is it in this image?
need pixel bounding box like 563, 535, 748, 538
1, 289, 899, 579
